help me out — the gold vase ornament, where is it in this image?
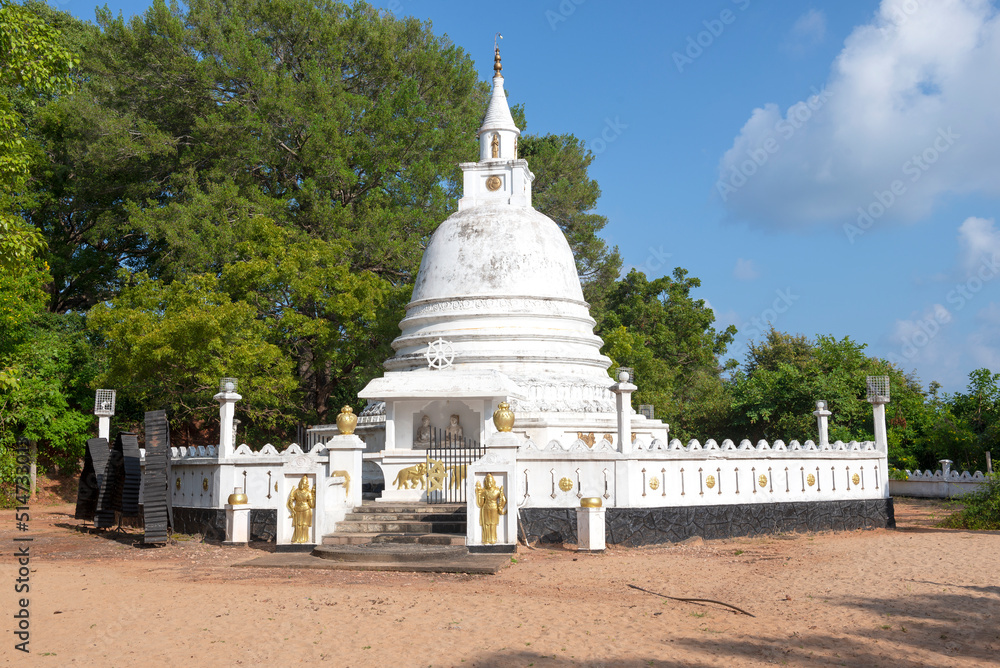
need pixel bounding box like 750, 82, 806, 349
336, 405, 358, 435
493, 402, 515, 432
227, 487, 248, 505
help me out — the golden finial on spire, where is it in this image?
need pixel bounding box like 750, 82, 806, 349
493, 32, 503, 76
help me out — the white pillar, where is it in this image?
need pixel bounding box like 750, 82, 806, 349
871, 401, 888, 453
576, 500, 606, 552
609, 371, 637, 455
225, 508, 251, 546
97, 417, 111, 441
813, 401, 832, 446
214, 390, 242, 459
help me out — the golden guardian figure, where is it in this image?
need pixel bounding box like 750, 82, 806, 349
287, 475, 316, 543
475, 473, 507, 544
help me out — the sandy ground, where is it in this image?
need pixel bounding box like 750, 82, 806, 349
2, 497, 998, 667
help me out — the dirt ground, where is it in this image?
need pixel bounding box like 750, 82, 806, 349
2, 491, 998, 667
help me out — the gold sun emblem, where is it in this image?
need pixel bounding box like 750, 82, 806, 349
486, 175, 502, 191
705, 475, 716, 489
852, 473, 860, 486
649, 477, 660, 491
758, 474, 768, 488
807, 474, 816, 487
558, 477, 573, 492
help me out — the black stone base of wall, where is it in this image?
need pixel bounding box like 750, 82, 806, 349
158, 507, 277, 542
520, 499, 895, 547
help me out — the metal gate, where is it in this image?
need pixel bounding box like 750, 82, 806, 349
425, 429, 484, 504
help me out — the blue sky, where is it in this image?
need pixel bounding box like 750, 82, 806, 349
57, 0, 1000, 393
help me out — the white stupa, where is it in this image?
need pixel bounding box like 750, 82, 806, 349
359, 47, 668, 497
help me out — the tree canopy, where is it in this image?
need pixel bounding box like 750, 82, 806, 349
1, 0, 995, 494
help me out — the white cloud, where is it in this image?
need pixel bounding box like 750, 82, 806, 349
788, 9, 827, 48
957, 216, 1000, 273
733, 258, 760, 280
968, 302, 1000, 369
717, 0, 1000, 230
886, 303, 956, 368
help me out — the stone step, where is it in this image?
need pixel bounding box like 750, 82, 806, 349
357, 503, 465, 514
342, 512, 465, 522
313, 543, 469, 563
322, 532, 466, 546
335, 520, 466, 534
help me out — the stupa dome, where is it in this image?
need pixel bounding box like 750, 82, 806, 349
409, 203, 584, 303
380, 59, 614, 412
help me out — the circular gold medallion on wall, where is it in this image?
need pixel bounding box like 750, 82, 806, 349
486, 175, 502, 191
758, 474, 768, 488
558, 477, 573, 492
705, 475, 716, 489
649, 477, 660, 491
852, 473, 860, 486
806, 474, 816, 487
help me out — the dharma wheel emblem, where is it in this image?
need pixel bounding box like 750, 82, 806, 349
425, 338, 455, 370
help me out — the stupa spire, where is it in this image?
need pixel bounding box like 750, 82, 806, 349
459, 37, 532, 210
478, 35, 519, 162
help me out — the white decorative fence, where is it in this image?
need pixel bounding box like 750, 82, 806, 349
514, 437, 887, 510
889, 460, 991, 499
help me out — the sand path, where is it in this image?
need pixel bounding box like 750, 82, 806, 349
2, 497, 998, 667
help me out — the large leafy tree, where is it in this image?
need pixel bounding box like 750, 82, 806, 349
727, 327, 934, 469
597, 268, 736, 440
0, 0, 76, 268
28, 0, 620, 437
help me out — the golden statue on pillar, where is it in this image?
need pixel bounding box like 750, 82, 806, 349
475, 473, 507, 545
286, 475, 316, 543
491, 132, 500, 159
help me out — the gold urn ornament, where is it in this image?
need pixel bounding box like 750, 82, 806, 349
227, 487, 248, 505
336, 405, 358, 435
493, 402, 515, 432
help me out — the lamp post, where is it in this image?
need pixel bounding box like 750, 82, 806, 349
94, 389, 116, 441
213, 377, 241, 458
866, 376, 890, 452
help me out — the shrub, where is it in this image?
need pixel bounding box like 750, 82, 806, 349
942, 473, 1000, 530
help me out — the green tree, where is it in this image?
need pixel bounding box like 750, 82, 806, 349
598, 268, 737, 440
728, 327, 930, 469
0, 0, 76, 267
87, 271, 299, 444
28, 0, 624, 434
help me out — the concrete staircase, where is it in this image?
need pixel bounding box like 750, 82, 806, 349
321, 502, 467, 546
